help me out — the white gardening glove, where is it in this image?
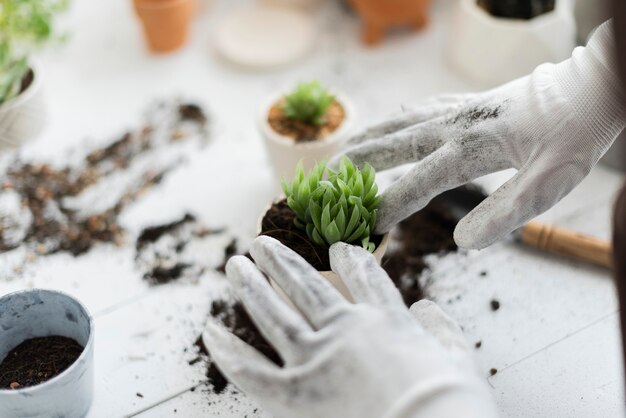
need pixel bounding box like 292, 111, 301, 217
338, 20, 625, 249
203, 236, 499, 418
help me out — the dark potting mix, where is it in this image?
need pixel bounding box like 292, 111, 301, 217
0, 336, 84, 389
267, 99, 345, 143
476, 0, 555, 19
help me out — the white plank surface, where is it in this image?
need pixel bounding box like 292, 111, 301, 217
0, 0, 624, 417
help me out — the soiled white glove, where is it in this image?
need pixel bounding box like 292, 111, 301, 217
203, 236, 498, 418
338, 20, 625, 249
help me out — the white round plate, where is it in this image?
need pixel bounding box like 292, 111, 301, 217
214, 6, 316, 69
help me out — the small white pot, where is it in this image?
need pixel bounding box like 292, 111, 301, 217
259, 92, 355, 187
448, 0, 576, 87
0, 60, 46, 151
0, 289, 94, 418
257, 201, 389, 302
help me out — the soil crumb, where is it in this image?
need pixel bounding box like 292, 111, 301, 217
267, 99, 345, 143
490, 368, 498, 376
475, 341, 482, 349
0, 336, 84, 389
490, 299, 500, 311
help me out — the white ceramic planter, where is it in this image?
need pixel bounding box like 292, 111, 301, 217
259, 92, 354, 187
257, 201, 389, 302
0, 60, 46, 151
0, 289, 94, 418
448, 0, 576, 87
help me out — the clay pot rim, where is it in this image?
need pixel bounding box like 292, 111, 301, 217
258, 91, 355, 150
133, 0, 192, 11
0, 289, 94, 395
466, 0, 572, 28
0, 59, 42, 113
256, 197, 390, 274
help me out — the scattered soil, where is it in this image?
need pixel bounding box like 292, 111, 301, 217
0, 102, 209, 262
216, 238, 238, 274
382, 185, 487, 306
490, 299, 500, 311
267, 99, 345, 142
477, 0, 555, 19
0, 336, 84, 389
260, 199, 383, 271
490, 368, 498, 376
449, 105, 502, 129
475, 341, 482, 349
135, 213, 223, 286
195, 299, 282, 394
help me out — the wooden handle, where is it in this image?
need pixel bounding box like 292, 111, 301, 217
521, 221, 613, 269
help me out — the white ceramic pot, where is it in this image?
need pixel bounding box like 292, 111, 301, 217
448, 0, 576, 88
259, 92, 354, 187
0, 60, 46, 151
0, 289, 94, 418
257, 201, 389, 302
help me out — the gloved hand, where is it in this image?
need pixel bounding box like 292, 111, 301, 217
203, 236, 499, 418
337, 20, 625, 249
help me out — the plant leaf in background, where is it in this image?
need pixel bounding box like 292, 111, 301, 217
282, 157, 380, 252
0, 0, 69, 105
281, 81, 335, 126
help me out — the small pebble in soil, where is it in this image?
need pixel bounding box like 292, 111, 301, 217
490, 299, 500, 311
480, 271, 488, 277
475, 341, 482, 349
489, 368, 498, 376
136, 393, 143, 398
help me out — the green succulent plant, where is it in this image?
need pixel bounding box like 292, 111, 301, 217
281, 157, 380, 252
281, 81, 335, 126
0, 0, 69, 105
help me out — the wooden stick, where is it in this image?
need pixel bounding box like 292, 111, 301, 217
521, 220, 613, 269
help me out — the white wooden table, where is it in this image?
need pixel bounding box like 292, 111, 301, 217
1, 0, 624, 417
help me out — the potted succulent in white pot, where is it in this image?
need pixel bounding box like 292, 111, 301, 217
0, 0, 68, 150
258, 157, 389, 301
0, 289, 94, 418
259, 80, 354, 186
448, 0, 576, 87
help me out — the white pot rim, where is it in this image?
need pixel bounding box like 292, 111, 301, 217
0, 289, 94, 395
0, 59, 43, 113
462, 0, 572, 29
256, 198, 389, 273
258, 91, 355, 150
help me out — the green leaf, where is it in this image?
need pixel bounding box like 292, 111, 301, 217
281, 177, 292, 197
335, 207, 346, 237
324, 221, 341, 244
321, 203, 331, 234
312, 228, 326, 247
345, 205, 360, 237
309, 201, 323, 234
346, 221, 367, 243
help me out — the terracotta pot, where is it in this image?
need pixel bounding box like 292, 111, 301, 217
133, 0, 195, 53
348, 0, 431, 45
257, 200, 389, 303
259, 92, 354, 188
0, 60, 45, 152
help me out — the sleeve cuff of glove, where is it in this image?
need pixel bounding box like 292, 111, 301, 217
552, 20, 625, 151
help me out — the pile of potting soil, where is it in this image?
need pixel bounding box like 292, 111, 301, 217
0, 101, 210, 279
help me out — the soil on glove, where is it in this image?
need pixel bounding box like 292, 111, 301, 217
260, 199, 383, 271
476, 0, 555, 19
267, 99, 345, 143
0, 336, 84, 389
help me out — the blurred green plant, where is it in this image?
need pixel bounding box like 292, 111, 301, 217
0, 0, 69, 105
281, 81, 335, 126
281, 157, 380, 252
